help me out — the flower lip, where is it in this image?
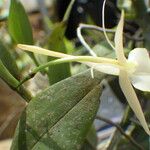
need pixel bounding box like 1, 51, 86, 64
131, 74, 150, 92
128, 48, 150, 74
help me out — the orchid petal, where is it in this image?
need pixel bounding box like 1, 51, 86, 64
131, 74, 150, 91
119, 70, 150, 135
128, 48, 150, 73
18, 44, 120, 65
114, 11, 126, 63
85, 62, 119, 76
17, 44, 70, 58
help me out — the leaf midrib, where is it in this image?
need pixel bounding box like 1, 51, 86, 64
29, 84, 99, 150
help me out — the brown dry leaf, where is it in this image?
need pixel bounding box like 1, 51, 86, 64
0, 79, 26, 140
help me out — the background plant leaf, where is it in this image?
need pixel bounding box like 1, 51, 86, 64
47, 22, 71, 84
46, 0, 76, 84
0, 40, 19, 79
8, 0, 33, 44
8, 0, 38, 65
0, 59, 18, 88
93, 42, 116, 58
11, 70, 105, 150
117, 0, 136, 19
0, 59, 31, 101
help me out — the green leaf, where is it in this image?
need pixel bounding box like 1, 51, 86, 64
8, 0, 33, 44
0, 40, 19, 79
81, 126, 97, 150
11, 70, 105, 150
8, 0, 38, 65
0, 59, 31, 101
47, 22, 71, 84
0, 59, 18, 88
45, 0, 76, 84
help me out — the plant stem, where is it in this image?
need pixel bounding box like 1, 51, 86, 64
0, 60, 32, 102
96, 115, 144, 150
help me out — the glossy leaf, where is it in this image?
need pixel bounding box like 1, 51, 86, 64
8, 0, 33, 44
11, 70, 105, 150
8, 0, 38, 65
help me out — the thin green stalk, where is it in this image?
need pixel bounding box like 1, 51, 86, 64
17, 56, 119, 86
31, 54, 40, 67
0, 59, 18, 87
0, 60, 31, 102
96, 115, 144, 150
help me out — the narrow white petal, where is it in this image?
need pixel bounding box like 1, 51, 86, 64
85, 62, 120, 76
17, 44, 70, 58
119, 70, 150, 135
114, 11, 126, 63
131, 74, 150, 91
17, 44, 119, 64
128, 48, 150, 73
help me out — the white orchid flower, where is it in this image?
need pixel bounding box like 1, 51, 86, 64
17, 11, 150, 135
